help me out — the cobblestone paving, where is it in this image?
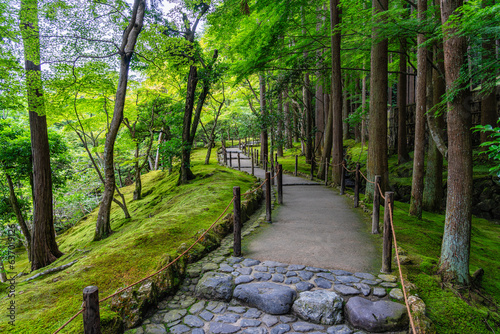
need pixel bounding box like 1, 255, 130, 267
125, 210, 406, 334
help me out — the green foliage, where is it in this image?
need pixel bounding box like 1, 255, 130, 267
474, 122, 500, 177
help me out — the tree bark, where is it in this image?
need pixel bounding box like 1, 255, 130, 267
6, 173, 31, 259
0, 260, 6, 282
284, 89, 293, 148
331, 0, 343, 185
409, 0, 427, 218
367, 0, 390, 197
277, 92, 284, 157
95, 0, 145, 241
397, 39, 410, 163
20, 0, 63, 270
438, 0, 472, 286
260, 74, 269, 165
423, 44, 445, 212
317, 94, 332, 179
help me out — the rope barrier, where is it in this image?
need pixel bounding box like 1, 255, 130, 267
53, 195, 237, 334
359, 170, 375, 184
377, 183, 386, 201
388, 202, 417, 334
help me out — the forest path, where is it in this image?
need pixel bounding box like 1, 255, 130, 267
226, 147, 380, 274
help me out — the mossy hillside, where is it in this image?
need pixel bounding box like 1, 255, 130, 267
0, 147, 255, 334
358, 195, 500, 333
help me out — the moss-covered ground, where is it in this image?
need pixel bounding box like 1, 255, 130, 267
275, 140, 500, 333
0, 147, 255, 333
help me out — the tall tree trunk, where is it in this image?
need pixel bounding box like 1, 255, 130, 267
331, 0, 343, 185
397, 39, 410, 163
367, 0, 390, 196
95, 0, 145, 241
438, 0, 472, 286
0, 260, 6, 283
304, 74, 313, 163
361, 68, 368, 146
277, 92, 284, 157
259, 74, 269, 165
154, 132, 163, 170
179, 65, 198, 184
318, 94, 332, 179
409, 0, 427, 218
284, 89, 293, 148
20, 0, 63, 270
342, 75, 349, 140
423, 43, 445, 212
6, 173, 31, 260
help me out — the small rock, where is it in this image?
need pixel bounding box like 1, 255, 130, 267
336, 276, 361, 284
209, 322, 241, 334
292, 321, 324, 332
242, 329, 268, 334
327, 324, 354, 334
333, 285, 360, 296
296, 282, 314, 292
242, 259, 261, 267
228, 306, 246, 313
124, 328, 144, 334
378, 274, 397, 282
241, 319, 262, 327
190, 301, 206, 314
288, 264, 306, 271
316, 273, 336, 282
144, 324, 167, 334
227, 257, 243, 264
390, 288, 404, 301
297, 271, 314, 281
202, 263, 219, 272
216, 313, 241, 323
163, 309, 187, 323
261, 260, 287, 267
272, 274, 285, 283
305, 266, 324, 272
286, 271, 297, 277
285, 277, 301, 284
255, 266, 269, 272
213, 303, 228, 314
243, 308, 262, 318
360, 280, 378, 286
234, 282, 297, 314
331, 270, 352, 276
280, 315, 296, 323
381, 282, 398, 288
199, 310, 214, 321
195, 272, 235, 301
276, 267, 288, 274
270, 324, 291, 334
354, 283, 370, 296
220, 264, 234, 273
314, 278, 332, 289
345, 297, 409, 332
354, 273, 376, 280
292, 290, 344, 325
188, 268, 201, 278
169, 324, 190, 334
254, 272, 272, 281
372, 288, 387, 297
236, 275, 255, 284
184, 315, 204, 328
213, 256, 226, 264
238, 267, 253, 275
262, 314, 279, 326
192, 329, 205, 334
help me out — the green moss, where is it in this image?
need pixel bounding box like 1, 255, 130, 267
0, 147, 255, 333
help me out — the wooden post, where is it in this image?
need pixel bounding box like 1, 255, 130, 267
340, 160, 346, 195
354, 163, 360, 207
295, 155, 298, 176
265, 158, 268, 172
239, 138, 241, 150
233, 186, 241, 257
382, 192, 394, 273
275, 153, 278, 166
224, 149, 227, 166
237, 153, 241, 171
229, 152, 232, 167
325, 162, 329, 186
265, 172, 272, 223
310, 159, 314, 180
251, 151, 254, 176
271, 160, 275, 186
277, 164, 283, 204
372, 175, 381, 234
83, 286, 101, 334
256, 150, 259, 167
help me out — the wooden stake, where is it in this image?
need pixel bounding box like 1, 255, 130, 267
372, 175, 381, 234
354, 163, 360, 208
265, 172, 272, 223
277, 164, 283, 204
83, 286, 101, 334
233, 186, 241, 257
295, 155, 298, 176
382, 192, 394, 273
